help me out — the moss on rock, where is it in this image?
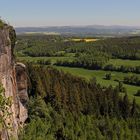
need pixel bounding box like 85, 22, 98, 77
0, 20, 4, 29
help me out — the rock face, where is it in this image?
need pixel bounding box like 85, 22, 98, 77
0, 26, 28, 139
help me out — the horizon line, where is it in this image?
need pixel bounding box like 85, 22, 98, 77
14, 24, 140, 28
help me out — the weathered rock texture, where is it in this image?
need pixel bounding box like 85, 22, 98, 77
0, 26, 28, 140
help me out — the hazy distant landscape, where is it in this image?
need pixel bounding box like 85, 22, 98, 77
15, 25, 140, 37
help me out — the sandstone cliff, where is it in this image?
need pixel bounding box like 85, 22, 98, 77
0, 25, 28, 139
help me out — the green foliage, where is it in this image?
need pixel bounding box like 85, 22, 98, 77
0, 84, 12, 139
124, 75, 140, 86
9, 26, 16, 48
20, 92, 140, 140
20, 97, 56, 140
27, 65, 124, 117
0, 19, 4, 29
15, 35, 71, 57
135, 90, 140, 97
117, 81, 126, 93
105, 73, 112, 80
15, 35, 140, 60
26, 65, 140, 117
55, 52, 109, 70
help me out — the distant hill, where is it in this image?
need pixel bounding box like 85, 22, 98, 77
15, 25, 140, 37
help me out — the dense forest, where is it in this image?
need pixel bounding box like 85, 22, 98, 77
16, 35, 140, 73
18, 64, 140, 140
16, 35, 140, 59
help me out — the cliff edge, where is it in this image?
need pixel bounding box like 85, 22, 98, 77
0, 24, 28, 139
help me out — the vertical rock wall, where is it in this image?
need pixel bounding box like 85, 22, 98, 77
0, 26, 28, 140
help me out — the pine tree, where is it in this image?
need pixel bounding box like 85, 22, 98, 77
122, 94, 130, 119
131, 98, 136, 117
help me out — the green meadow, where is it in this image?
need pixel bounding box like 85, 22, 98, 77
108, 59, 140, 67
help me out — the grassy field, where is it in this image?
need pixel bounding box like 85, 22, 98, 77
54, 66, 140, 104
108, 59, 140, 67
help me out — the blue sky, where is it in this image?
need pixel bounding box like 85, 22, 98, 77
0, 0, 140, 27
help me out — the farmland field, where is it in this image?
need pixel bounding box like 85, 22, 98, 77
108, 59, 140, 67
71, 38, 99, 42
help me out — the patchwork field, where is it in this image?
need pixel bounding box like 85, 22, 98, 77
71, 38, 99, 42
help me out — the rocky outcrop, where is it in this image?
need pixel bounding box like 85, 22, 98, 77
0, 25, 28, 139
